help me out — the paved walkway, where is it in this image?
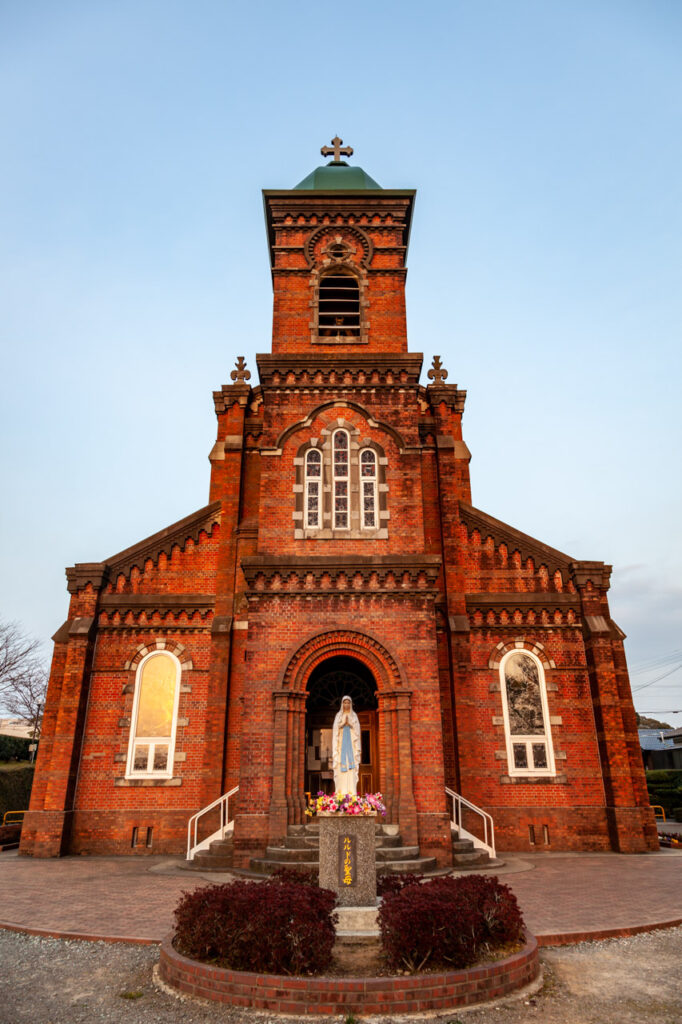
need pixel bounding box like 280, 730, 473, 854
0, 849, 680, 946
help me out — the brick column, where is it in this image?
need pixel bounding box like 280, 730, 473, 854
21, 562, 105, 857
294, 692, 307, 824
572, 561, 657, 852
394, 689, 418, 845
377, 691, 396, 823
267, 690, 290, 845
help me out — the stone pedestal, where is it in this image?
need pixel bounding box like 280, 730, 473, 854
318, 812, 377, 907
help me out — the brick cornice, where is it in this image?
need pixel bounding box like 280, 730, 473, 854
459, 503, 573, 579
213, 382, 251, 412
241, 554, 441, 594
100, 593, 215, 612
256, 352, 423, 388
66, 563, 109, 594
427, 384, 467, 414
465, 592, 581, 610
105, 502, 221, 578
569, 560, 612, 592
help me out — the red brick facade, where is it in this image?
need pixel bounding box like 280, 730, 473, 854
20, 160, 657, 862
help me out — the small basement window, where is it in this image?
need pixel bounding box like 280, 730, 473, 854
318, 272, 360, 339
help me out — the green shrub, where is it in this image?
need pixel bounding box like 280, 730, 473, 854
646, 770, 682, 816
646, 770, 682, 785
0, 735, 31, 761
0, 765, 34, 820
174, 878, 337, 975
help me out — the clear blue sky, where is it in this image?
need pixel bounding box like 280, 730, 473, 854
1, 1, 680, 720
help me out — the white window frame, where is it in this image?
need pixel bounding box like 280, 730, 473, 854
499, 649, 555, 778
332, 428, 350, 530
360, 448, 378, 530
125, 650, 181, 779
305, 448, 322, 529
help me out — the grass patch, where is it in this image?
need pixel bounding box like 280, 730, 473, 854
119, 991, 144, 1000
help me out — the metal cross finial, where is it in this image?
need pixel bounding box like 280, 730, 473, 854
427, 355, 449, 385
321, 136, 354, 163
231, 356, 251, 383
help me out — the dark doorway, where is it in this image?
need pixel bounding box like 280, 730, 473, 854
305, 656, 379, 797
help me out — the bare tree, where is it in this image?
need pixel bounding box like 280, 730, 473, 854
0, 620, 48, 735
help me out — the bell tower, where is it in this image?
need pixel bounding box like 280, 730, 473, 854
262, 138, 415, 355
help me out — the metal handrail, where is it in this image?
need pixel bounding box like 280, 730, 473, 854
186, 786, 239, 860
2, 810, 26, 827
445, 787, 496, 860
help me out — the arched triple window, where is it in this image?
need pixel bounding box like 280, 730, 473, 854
499, 650, 555, 776
126, 651, 181, 778
296, 426, 387, 538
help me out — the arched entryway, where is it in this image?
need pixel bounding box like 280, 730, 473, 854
305, 655, 379, 797
267, 629, 418, 844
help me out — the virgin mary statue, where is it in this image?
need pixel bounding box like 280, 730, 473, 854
332, 695, 362, 796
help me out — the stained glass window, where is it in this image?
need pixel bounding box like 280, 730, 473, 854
360, 449, 377, 529
127, 652, 179, 776
301, 434, 384, 535
305, 449, 321, 528
500, 651, 554, 775
333, 430, 349, 529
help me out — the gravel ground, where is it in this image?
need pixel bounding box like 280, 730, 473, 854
0, 926, 681, 1024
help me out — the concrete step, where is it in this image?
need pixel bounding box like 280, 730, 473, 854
283, 835, 320, 850
208, 839, 234, 854
378, 856, 438, 874
249, 858, 319, 875
188, 852, 234, 870
452, 850, 492, 866
451, 838, 475, 853
454, 855, 505, 872
264, 846, 317, 862
376, 845, 420, 861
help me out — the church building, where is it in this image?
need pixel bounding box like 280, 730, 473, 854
21, 141, 657, 866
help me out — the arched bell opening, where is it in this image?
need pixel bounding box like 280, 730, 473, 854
305, 655, 379, 798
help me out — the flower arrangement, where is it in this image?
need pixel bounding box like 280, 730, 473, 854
306, 791, 386, 817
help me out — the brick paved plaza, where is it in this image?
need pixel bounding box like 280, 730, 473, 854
1, 849, 680, 946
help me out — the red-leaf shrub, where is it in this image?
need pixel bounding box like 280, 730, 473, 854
377, 872, 424, 897
452, 874, 524, 948
379, 874, 524, 972
270, 866, 319, 886
174, 879, 337, 975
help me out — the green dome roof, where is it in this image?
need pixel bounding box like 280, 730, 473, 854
294, 161, 382, 190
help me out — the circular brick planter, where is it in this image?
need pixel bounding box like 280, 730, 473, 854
159, 930, 540, 1015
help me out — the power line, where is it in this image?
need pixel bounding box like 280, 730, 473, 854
631, 662, 682, 693
630, 649, 682, 674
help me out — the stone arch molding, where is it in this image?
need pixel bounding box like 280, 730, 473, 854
124, 638, 194, 672
487, 638, 556, 672
304, 225, 373, 269
275, 400, 407, 453
279, 629, 405, 695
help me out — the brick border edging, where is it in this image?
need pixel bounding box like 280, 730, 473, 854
159, 931, 540, 1015
537, 917, 682, 947
0, 921, 159, 946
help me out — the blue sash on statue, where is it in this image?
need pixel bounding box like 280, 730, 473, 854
340, 724, 356, 772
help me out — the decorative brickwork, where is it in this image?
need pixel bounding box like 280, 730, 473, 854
20, 152, 657, 861
159, 931, 540, 1014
